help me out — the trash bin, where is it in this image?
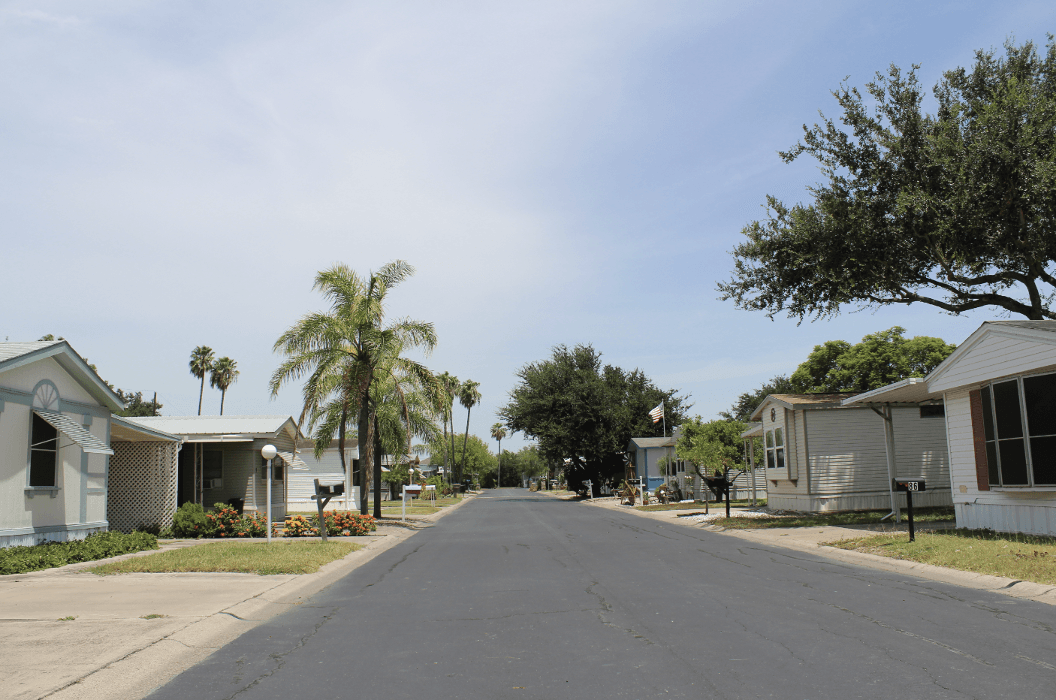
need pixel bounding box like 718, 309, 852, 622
227, 498, 245, 515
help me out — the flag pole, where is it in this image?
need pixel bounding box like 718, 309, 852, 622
662, 402, 666, 438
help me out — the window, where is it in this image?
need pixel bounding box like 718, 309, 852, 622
981, 372, 1056, 487
920, 404, 945, 418
260, 454, 285, 480
203, 450, 222, 488
766, 428, 784, 470
29, 413, 58, 487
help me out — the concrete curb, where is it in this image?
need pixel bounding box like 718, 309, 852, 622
581, 495, 1056, 607
32, 496, 478, 700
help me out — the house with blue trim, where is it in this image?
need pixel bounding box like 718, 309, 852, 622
0, 340, 123, 548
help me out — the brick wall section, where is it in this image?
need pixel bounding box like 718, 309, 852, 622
969, 389, 990, 491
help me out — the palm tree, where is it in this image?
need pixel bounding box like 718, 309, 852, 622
458, 379, 481, 483
270, 261, 436, 517
189, 346, 215, 415
209, 357, 239, 415
436, 372, 460, 485
491, 422, 507, 488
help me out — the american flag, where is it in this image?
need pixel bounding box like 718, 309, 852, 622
648, 403, 664, 423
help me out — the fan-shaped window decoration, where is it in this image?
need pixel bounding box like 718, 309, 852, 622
32, 381, 59, 411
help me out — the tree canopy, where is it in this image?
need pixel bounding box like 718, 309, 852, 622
789, 326, 955, 393
719, 37, 1056, 321
675, 417, 749, 478
500, 343, 691, 491
721, 327, 954, 421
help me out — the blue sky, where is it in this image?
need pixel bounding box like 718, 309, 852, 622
3, 1, 1054, 451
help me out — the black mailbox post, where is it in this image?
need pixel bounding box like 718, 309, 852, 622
703, 472, 732, 518
893, 478, 926, 542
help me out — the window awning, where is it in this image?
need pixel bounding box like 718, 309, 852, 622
277, 451, 310, 472
34, 410, 114, 455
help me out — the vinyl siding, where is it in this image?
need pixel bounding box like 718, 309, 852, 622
931, 334, 1056, 392
807, 409, 889, 495
1, 361, 110, 547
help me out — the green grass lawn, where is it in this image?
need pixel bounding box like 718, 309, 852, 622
638, 499, 768, 512
711, 507, 956, 530
90, 540, 361, 576
826, 529, 1056, 585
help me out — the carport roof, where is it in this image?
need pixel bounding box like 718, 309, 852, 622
840, 378, 942, 407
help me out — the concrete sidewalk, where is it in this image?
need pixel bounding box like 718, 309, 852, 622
584, 495, 1056, 607
0, 495, 475, 700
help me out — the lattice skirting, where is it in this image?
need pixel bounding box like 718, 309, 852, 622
108, 441, 179, 532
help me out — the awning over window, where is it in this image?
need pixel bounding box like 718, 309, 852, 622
34, 410, 114, 455
277, 451, 310, 472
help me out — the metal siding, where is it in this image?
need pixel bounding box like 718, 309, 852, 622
807, 409, 889, 496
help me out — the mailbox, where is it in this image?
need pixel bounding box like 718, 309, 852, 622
893, 479, 926, 492
404, 484, 422, 494
318, 483, 344, 496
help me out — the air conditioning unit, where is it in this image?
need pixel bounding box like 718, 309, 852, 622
206, 478, 223, 489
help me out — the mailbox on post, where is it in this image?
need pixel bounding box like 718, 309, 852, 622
312, 479, 345, 543
893, 478, 926, 542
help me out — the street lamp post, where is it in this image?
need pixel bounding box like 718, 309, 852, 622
261, 444, 277, 543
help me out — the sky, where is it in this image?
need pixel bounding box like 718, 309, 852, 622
3, 1, 1055, 453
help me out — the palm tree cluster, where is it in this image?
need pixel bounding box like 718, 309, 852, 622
270, 260, 498, 512
270, 261, 440, 518
188, 346, 239, 415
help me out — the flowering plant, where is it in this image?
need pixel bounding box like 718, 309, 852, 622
320, 511, 377, 536
282, 514, 319, 537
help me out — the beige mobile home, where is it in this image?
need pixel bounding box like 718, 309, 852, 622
0, 341, 120, 548
853, 321, 1056, 536
751, 393, 951, 512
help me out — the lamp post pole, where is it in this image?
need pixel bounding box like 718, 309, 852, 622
261, 444, 277, 543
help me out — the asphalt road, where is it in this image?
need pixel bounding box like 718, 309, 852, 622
148, 490, 1056, 699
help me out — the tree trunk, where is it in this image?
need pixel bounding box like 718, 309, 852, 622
358, 396, 371, 515
460, 406, 472, 485
220, 389, 226, 415
373, 415, 383, 519
442, 414, 449, 486
198, 376, 205, 415
449, 408, 457, 486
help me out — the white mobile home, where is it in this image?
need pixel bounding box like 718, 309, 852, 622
751, 393, 951, 512
125, 415, 301, 520
0, 341, 120, 548
853, 321, 1056, 536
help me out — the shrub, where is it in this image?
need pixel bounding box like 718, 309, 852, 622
320, 511, 377, 536
204, 502, 242, 538
283, 514, 319, 537
172, 502, 208, 538
0, 531, 158, 575
233, 512, 268, 538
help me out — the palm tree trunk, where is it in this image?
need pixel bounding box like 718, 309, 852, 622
497, 437, 501, 488
449, 409, 457, 486
373, 415, 382, 519
460, 407, 472, 485
358, 397, 371, 516
198, 376, 205, 415
442, 416, 449, 486
220, 389, 226, 415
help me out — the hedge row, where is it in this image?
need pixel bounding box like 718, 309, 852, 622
0, 531, 159, 575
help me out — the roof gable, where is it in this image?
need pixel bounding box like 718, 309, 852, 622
0, 340, 123, 412
749, 393, 856, 421
928, 321, 1056, 392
